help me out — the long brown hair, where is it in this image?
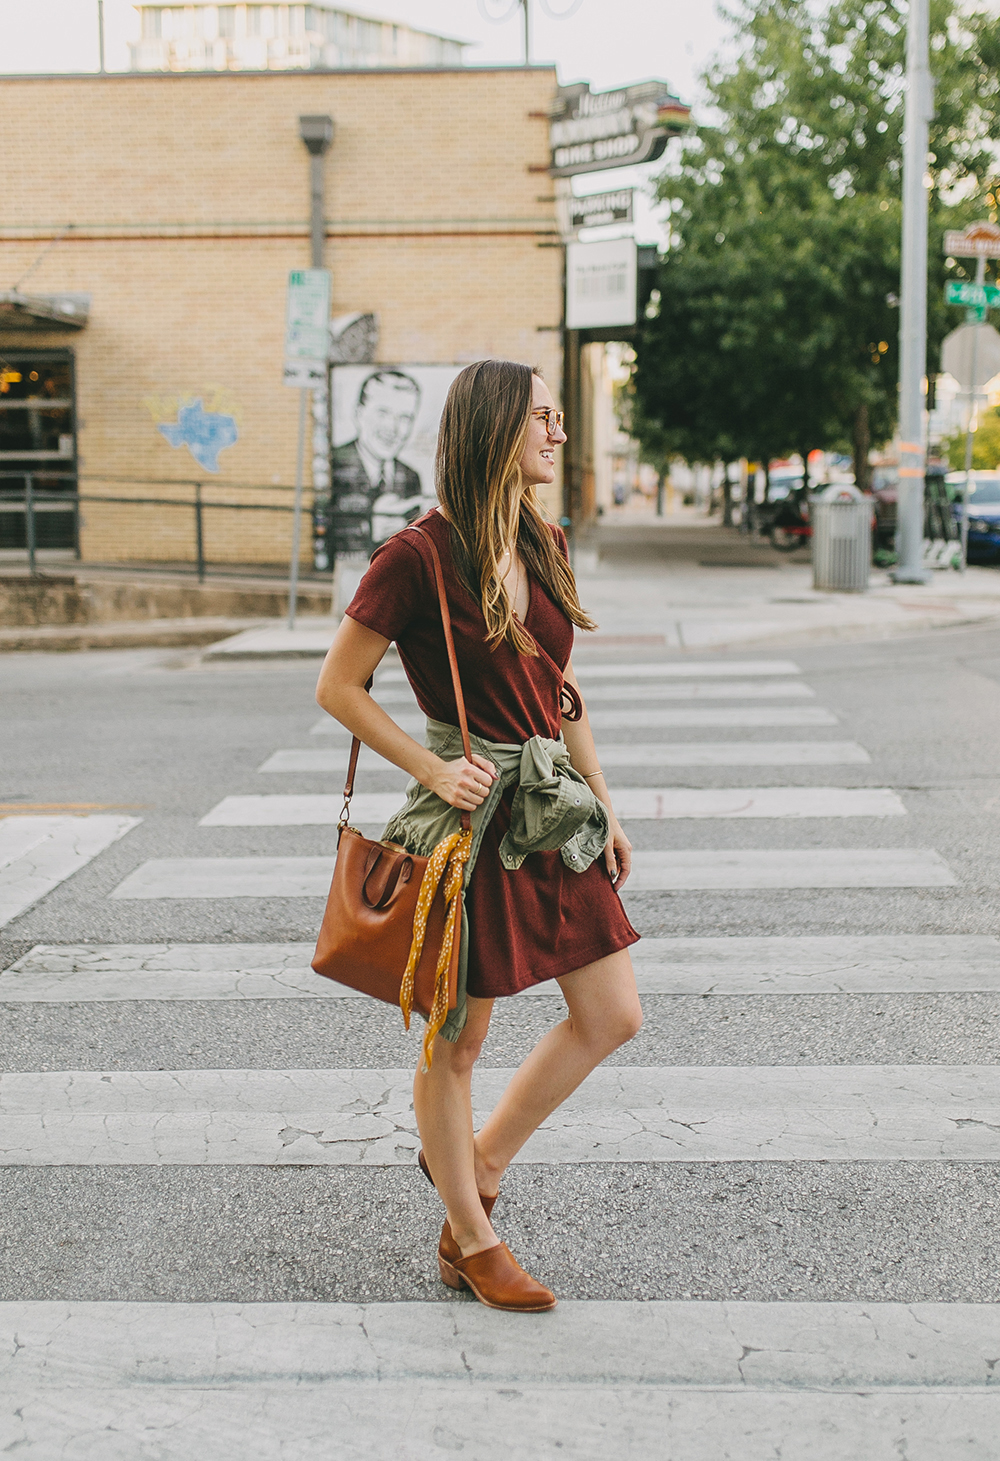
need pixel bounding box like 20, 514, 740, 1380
434, 359, 596, 654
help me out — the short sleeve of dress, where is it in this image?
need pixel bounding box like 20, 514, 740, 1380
345, 532, 428, 643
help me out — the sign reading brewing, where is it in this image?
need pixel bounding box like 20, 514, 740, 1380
549, 81, 692, 178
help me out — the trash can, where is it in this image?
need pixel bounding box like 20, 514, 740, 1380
812, 484, 871, 592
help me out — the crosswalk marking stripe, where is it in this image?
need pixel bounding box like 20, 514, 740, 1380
0, 816, 141, 929
107, 847, 954, 900
2, 1298, 997, 1388
261, 742, 873, 774
587, 706, 839, 729
200, 787, 905, 827
5, 933, 996, 1002
626, 848, 955, 889
2, 1064, 998, 1165
7, 933, 994, 1001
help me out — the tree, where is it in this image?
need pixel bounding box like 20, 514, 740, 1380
941, 409, 1000, 470
633, 0, 1000, 483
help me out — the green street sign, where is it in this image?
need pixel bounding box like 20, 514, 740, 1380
945, 280, 1000, 308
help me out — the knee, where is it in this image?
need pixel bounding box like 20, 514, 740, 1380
573, 997, 643, 1058
436, 1029, 486, 1078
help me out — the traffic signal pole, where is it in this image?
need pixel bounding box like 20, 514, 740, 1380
893, 0, 933, 584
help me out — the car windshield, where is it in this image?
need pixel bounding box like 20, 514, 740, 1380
970, 481, 1000, 503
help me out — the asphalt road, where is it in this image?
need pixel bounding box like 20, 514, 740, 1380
2, 623, 1000, 1319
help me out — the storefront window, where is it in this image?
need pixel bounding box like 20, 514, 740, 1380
0, 351, 77, 552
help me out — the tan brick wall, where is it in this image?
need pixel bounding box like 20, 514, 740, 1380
1, 68, 563, 564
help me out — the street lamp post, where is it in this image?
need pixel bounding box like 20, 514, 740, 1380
893, 0, 933, 584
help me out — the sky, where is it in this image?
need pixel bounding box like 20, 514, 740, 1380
0, 0, 731, 240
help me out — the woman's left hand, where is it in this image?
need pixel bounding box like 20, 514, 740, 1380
603, 813, 632, 887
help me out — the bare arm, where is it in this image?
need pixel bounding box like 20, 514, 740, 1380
314, 615, 497, 812
560, 658, 632, 886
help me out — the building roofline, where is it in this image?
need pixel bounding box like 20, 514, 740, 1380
0, 63, 557, 82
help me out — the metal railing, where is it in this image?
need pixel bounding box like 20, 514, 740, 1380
0, 472, 313, 581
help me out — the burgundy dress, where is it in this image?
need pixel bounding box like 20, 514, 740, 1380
345, 510, 639, 998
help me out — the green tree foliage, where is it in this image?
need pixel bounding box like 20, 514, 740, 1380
633, 0, 1000, 483
941, 408, 1000, 469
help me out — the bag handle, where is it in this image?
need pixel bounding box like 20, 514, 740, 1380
339, 520, 472, 834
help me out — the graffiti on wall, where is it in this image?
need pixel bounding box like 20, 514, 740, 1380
145, 387, 241, 473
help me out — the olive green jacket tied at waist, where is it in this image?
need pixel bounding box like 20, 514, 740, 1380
382, 717, 610, 1044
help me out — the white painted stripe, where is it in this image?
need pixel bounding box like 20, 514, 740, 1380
262, 742, 872, 774
588, 706, 837, 728
627, 848, 955, 889
573, 678, 816, 702
613, 787, 905, 819
258, 748, 410, 774
0, 816, 141, 929
3, 1298, 998, 1389
3, 1064, 1000, 1165
6, 1385, 998, 1458
109, 858, 335, 899
200, 793, 406, 826
598, 742, 871, 766
107, 846, 952, 900
6, 934, 997, 1002
201, 787, 903, 827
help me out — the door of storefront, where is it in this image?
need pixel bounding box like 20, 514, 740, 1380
0, 348, 78, 552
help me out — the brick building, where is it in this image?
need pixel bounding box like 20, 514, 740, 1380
0, 66, 562, 567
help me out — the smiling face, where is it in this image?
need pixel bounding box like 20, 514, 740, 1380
355, 378, 419, 460
517, 374, 567, 489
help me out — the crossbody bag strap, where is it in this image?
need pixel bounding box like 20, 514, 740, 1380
339, 521, 473, 835
409, 522, 473, 834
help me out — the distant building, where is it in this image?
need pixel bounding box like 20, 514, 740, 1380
130, 3, 467, 73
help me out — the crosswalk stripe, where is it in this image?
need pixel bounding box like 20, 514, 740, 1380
107, 846, 954, 900
5, 933, 995, 1002
2, 1297, 996, 1387
626, 848, 955, 889
201, 787, 906, 827
0, 815, 141, 929
578, 706, 838, 729
261, 741, 873, 774
559, 678, 816, 702
3, 1063, 999, 1165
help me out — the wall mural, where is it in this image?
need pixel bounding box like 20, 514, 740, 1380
144, 387, 241, 473
325, 364, 462, 557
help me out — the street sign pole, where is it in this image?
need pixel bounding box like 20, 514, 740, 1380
893, 0, 932, 584
960, 255, 988, 572
288, 387, 308, 628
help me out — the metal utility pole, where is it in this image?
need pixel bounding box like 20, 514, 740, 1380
97, 0, 105, 72
299, 115, 334, 269
522, 0, 530, 64
960, 255, 988, 571
893, 0, 933, 584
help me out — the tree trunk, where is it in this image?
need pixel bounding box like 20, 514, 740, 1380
800, 450, 810, 493
722, 475, 733, 526
852, 405, 871, 492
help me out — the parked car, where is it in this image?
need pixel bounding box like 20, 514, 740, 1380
946, 470, 1000, 561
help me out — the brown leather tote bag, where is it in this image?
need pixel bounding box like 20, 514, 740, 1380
311, 524, 474, 1062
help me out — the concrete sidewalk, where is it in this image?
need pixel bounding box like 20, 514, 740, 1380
202, 518, 1000, 660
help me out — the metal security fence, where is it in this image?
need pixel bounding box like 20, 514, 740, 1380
0, 472, 315, 580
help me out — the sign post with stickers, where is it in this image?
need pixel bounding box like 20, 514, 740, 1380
942, 224, 1000, 568
283, 268, 330, 627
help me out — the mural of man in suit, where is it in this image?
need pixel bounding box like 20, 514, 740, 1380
330, 370, 424, 554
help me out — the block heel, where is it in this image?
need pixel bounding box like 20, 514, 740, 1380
438, 1251, 467, 1290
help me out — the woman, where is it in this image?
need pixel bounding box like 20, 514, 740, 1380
315, 360, 642, 1313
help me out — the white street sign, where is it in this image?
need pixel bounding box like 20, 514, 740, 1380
944, 223, 1000, 259
284, 269, 331, 363
283, 359, 326, 389
566, 238, 637, 329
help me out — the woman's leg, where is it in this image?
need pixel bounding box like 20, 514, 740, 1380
473, 949, 642, 1195
412, 993, 498, 1258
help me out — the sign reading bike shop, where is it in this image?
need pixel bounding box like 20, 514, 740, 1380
548, 80, 692, 178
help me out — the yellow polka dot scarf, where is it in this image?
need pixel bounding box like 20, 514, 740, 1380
399, 826, 473, 1068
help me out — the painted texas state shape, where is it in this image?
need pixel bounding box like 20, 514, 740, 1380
158, 398, 238, 473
